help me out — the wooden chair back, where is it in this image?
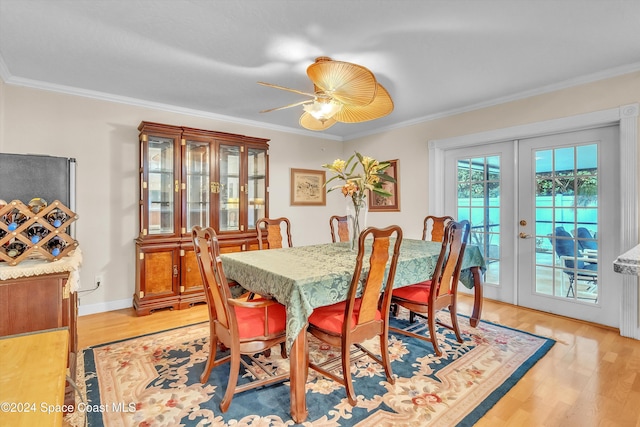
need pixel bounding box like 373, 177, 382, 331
348, 225, 403, 334
192, 226, 234, 334
307, 225, 403, 405
430, 220, 470, 304
422, 215, 454, 242
256, 217, 293, 249
329, 215, 349, 242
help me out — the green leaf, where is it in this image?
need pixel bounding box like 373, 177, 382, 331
377, 172, 396, 183
372, 188, 393, 197
324, 175, 341, 185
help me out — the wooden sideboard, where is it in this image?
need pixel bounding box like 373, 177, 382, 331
0, 249, 82, 407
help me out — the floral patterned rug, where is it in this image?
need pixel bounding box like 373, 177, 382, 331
68, 309, 554, 426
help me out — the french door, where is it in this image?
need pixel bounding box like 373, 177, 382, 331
445, 142, 516, 304
444, 126, 620, 326
516, 126, 620, 326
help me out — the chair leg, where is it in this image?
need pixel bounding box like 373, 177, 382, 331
200, 336, 218, 384
342, 346, 357, 406
449, 306, 463, 343
390, 303, 398, 317
220, 350, 241, 413
280, 342, 287, 359
379, 332, 394, 384
428, 310, 442, 357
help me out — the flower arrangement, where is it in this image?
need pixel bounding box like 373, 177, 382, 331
322, 152, 395, 201
322, 152, 396, 248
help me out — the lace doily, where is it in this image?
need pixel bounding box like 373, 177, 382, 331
0, 248, 82, 292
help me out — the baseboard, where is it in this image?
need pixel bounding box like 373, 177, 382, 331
78, 298, 132, 316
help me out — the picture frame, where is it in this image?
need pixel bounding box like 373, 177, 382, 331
369, 159, 400, 212
290, 168, 326, 206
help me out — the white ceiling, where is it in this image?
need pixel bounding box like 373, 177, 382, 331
1, 0, 639, 141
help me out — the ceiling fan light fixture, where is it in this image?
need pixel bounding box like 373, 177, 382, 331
300, 112, 337, 131
302, 98, 342, 122
259, 56, 392, 131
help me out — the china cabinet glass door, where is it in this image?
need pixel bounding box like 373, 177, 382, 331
185, 141, 210, 231
147, 136, 174, 235
247, 147, 267, 230
218, 144, 241, 232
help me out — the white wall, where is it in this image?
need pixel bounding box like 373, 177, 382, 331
0, 84, 344, 313
1, 71, 638, 315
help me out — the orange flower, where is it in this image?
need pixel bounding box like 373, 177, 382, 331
341, 182, 359, 197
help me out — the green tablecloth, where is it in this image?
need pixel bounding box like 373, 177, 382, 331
220, 239, 485, 350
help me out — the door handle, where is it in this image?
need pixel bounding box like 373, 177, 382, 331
519, 232, 533, 239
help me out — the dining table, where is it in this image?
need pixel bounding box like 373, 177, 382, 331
220, 238, 486, 423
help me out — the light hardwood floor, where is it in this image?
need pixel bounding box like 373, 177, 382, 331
77, 295, 640, 426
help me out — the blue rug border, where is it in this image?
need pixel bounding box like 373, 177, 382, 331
80, 317, 556, 426
456, 317, 556, 426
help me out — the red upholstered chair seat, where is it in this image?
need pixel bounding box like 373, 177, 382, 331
391, 280, 433, 303
235, 302, 287, 338
309, 299, 382, 334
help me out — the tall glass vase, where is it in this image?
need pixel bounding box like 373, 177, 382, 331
346, 196, 368, 251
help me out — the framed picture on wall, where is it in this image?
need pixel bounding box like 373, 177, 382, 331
369, 159, 400, 212
290, 168, 326, 206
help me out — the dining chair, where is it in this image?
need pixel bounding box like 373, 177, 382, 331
256, 217, 293, 250
192, 226, 288, 412
421, 215, 454, 242
329, 215, 349, 242
307, 225, 403, 406
391, 215, 454, 322
390, 220, 470, 356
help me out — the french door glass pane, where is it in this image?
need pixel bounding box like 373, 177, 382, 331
147, 137, 174, 234
185, 141, 210, 230
219, 145, 240, 232
457, 156, 501, 284
534, 144, 598, 303
247, 148, 266, 230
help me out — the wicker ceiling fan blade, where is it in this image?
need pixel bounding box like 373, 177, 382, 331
260, 99, 313, 113
307, 57, 377, 107
333, 83, 394, 123
299, 112, 337, 131
257, 81, 317, 98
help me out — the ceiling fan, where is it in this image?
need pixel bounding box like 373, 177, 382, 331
258, 56, 393, 131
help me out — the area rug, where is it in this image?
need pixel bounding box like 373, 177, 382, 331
69, 310, 554, 427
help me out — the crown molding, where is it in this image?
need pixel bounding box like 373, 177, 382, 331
346, 62, 640, 141
0, 72, 344, 142
2, 53, 639, 143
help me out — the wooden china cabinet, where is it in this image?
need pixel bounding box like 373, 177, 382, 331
134, 121, 269, 315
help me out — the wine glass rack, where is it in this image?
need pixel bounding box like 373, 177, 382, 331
0, 200, 79, 266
